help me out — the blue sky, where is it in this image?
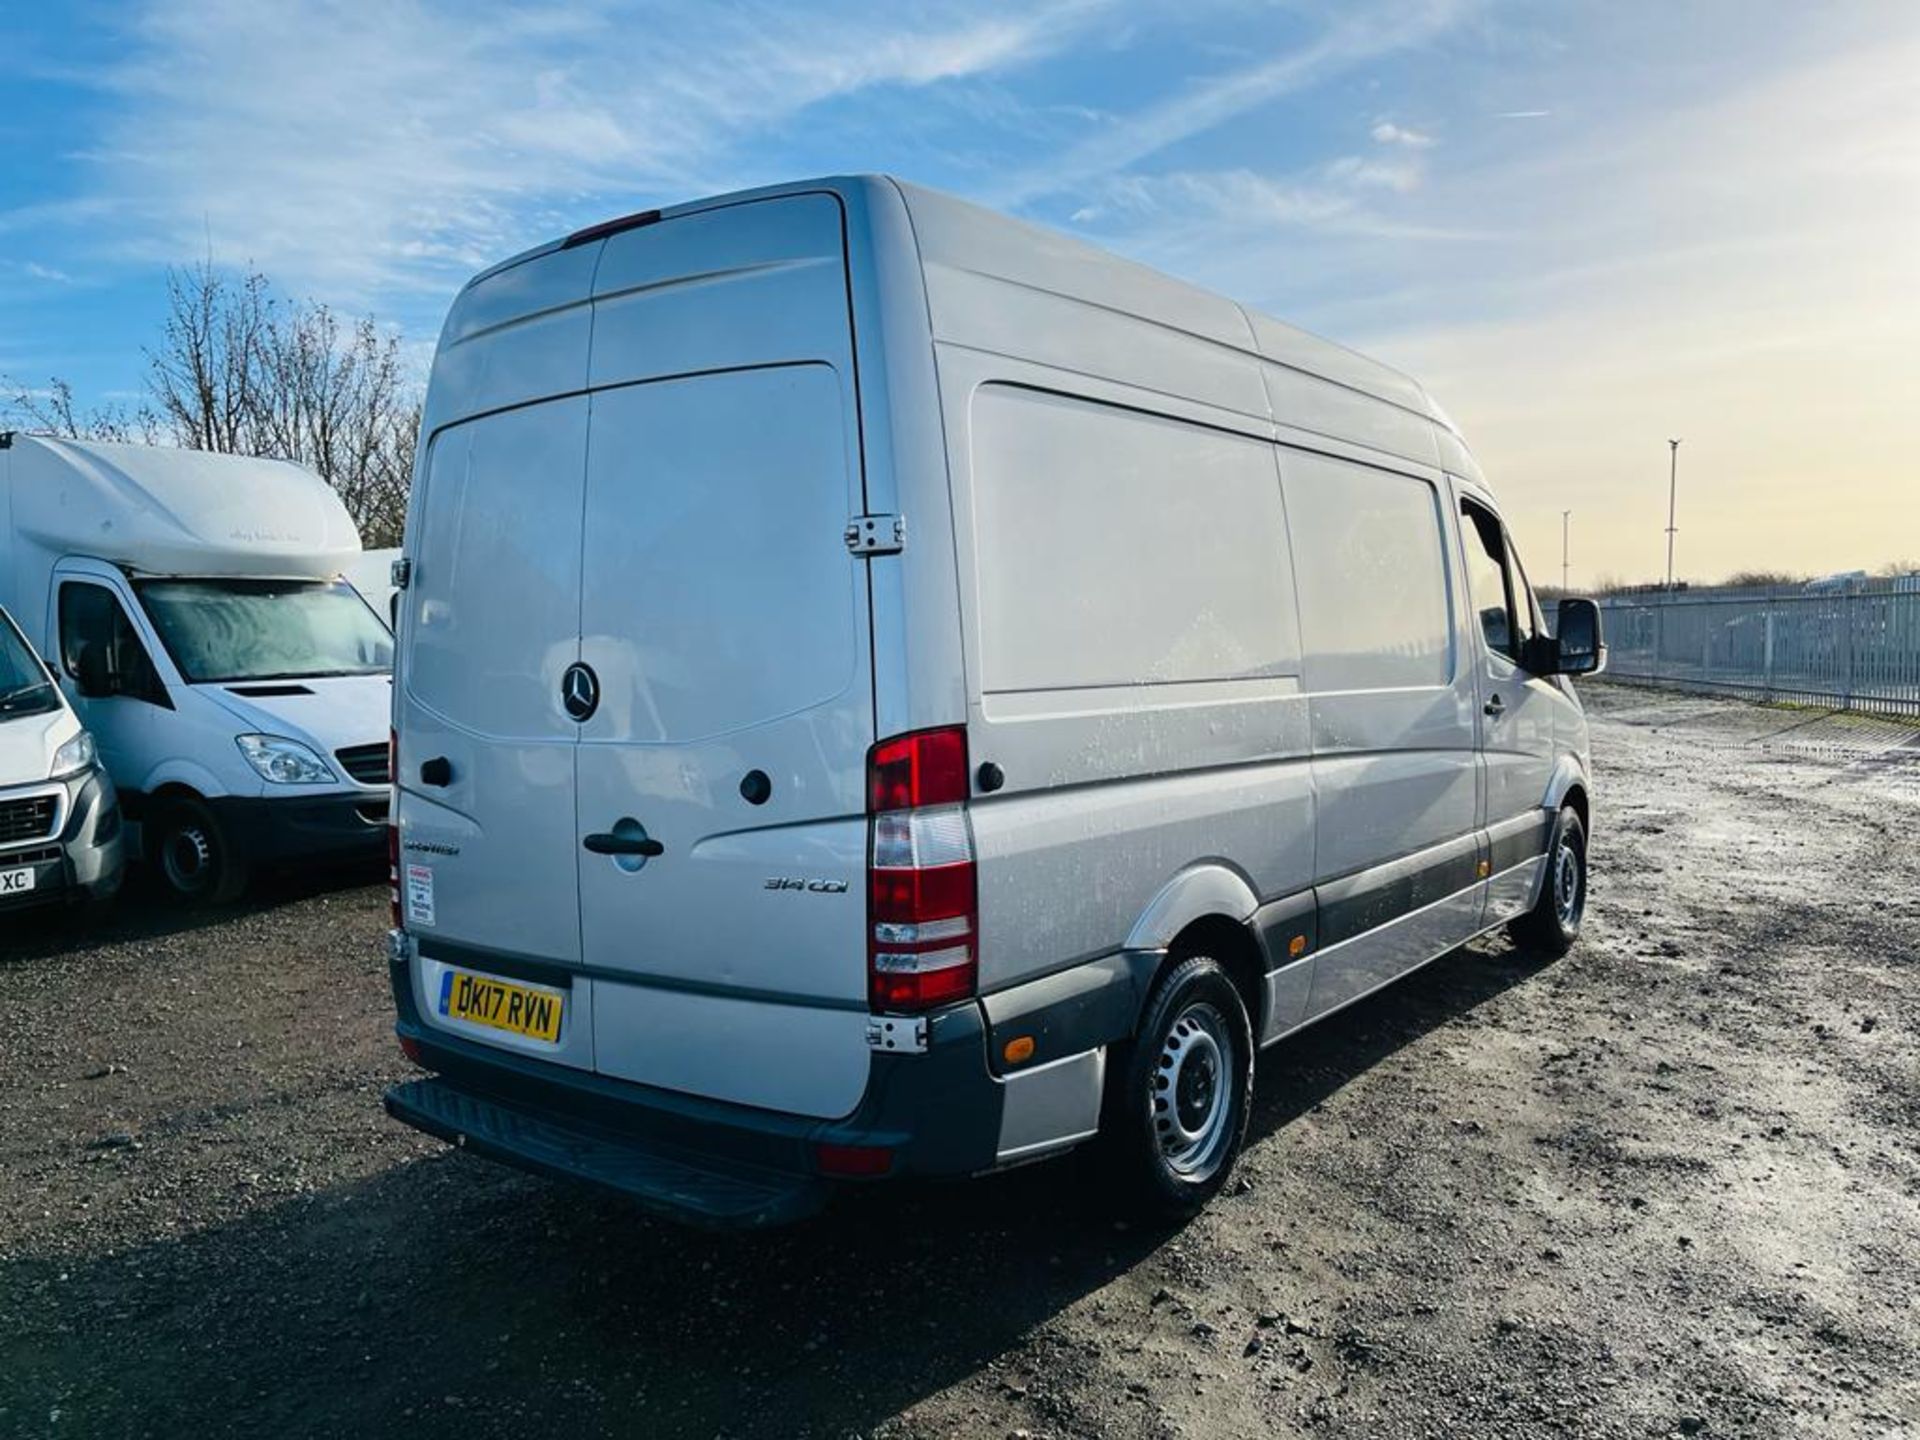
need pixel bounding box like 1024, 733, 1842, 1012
3, 0, 1915, 582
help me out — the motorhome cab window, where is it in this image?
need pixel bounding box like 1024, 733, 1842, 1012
58, 582, 166, 704
133, 577, 394, 684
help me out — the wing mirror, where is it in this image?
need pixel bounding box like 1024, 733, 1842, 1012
1551, 597, 1606, 676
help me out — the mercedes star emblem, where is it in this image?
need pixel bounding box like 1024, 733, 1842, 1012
561, 662, 600, 722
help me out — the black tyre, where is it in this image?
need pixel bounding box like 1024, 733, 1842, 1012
1103, 955, 1254, 1221
1507, 805, 1587, 955
150, 796, 249, 905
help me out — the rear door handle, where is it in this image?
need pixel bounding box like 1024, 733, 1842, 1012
583, 832, 664, 857
1484, 694, 1506, 718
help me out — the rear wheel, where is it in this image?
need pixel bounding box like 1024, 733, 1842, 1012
1507, 805, 1586, 955
150, 796, 249, 906
1102, 955, 1253, 1221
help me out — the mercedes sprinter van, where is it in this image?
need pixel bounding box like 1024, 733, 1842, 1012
0, 603, 123, 914
0, 435, 394, 903
384, 177, 1605, 1225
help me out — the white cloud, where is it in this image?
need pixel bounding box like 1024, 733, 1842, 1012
1326, 154, 1423, 193
72, 0, 1116, 306
992, 0, 1479, 205
1370, 120, 1434, 148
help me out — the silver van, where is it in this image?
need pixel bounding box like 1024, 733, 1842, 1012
383, 176, 1605, 1225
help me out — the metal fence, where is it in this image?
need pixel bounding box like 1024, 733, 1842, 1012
1597, 576, 1920, 717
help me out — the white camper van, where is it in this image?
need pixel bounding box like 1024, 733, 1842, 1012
384, 178, 1605, 1225
0, 603, 124, 913
0, 435, 395, 902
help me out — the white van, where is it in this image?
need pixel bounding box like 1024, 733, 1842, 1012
0, 603, 124, 913
383, 177, 1605, 1224
0, 435, 395, 902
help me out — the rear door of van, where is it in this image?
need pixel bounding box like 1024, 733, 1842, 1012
573, 197, 877, 1120
400, 194, 877, 1117
401, 396, 595, 1068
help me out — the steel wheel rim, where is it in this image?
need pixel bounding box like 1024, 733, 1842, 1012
164, 824, 214, 893
1553, 839, 1582, 927
1152, 1001, 1235, 1179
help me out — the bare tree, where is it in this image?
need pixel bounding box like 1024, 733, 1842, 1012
8, 264, 419, 547
2, 377, 162, 444
141, 264, 420, 546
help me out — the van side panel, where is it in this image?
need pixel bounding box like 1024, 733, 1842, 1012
930, 335, 1315, 1005
1282, 447, 1479, 879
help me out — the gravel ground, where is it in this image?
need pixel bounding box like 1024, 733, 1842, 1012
2, 682, 1916, 1440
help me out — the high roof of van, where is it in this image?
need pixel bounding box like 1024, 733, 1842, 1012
460, 174, 1456, 440
1, 434, 364, 578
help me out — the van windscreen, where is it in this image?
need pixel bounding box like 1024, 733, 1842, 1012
135, 577, 393, 683
0, 612, 60, 716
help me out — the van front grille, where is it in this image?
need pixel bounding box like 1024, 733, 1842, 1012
0, 795, 59, 846
1, 844, 61, 867
335, 743, 391, 787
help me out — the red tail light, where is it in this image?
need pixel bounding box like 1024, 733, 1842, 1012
387, 829, 403, 929
868, 726, 968, 811
867, 727, 977, 1013
388, 727, 403, 928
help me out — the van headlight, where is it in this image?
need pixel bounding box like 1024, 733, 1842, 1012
237, 734, 337, 785
51, 730, 98, 779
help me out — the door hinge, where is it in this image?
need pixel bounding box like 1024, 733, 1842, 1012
390, 557, 412, 590
844, 513, 904, 556
866, 1014, 928, 1054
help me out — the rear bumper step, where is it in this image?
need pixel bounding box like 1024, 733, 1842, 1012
385, 1077, 829, 1229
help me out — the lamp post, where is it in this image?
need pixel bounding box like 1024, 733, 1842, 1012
1562, 509, 1571, 592
1665, 439, 1681, 589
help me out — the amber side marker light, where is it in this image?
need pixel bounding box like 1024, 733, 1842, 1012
1288, 934, 1308, 958
1003, 1035, 1036, 1066
1477, 859, 1493, 879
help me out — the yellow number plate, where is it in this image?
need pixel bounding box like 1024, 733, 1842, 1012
438, 969, 564, 1043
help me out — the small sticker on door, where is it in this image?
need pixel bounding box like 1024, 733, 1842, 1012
406, 864, 436, 927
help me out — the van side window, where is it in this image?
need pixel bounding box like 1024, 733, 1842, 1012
58, 582, 167, 705
1285, 451, 1452, 692
1460, 499, 1519, 662
971, 386, 1301, 692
